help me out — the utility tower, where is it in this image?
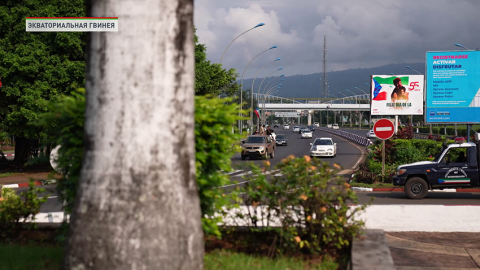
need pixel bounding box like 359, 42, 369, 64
322, 35, 328, 98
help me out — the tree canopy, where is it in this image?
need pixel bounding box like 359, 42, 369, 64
0, 0, 85, 139
195, 32, 239, 96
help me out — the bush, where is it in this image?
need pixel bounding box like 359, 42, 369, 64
393, 144, 424, 165
34, 89, 85, 215
0, 181, 48, 237
195, 96, 245, 236
226, 156, 369, 257
36, 91, 246, 237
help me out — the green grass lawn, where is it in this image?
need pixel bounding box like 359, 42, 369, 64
0, 245, 338, 270
0, 244, 63, 270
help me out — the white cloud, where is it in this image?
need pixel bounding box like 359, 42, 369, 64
194, 0, 480, 77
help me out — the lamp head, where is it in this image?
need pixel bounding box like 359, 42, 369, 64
255, 23, 265, 28
278, 67, 283, 70
280, 74, 284, 77
269, 45, 278, 49
275, 58, 281, 61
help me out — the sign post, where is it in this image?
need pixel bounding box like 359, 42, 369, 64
374, 119, 395, 177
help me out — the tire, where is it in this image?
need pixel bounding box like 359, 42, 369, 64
241, 154, 246, 160
405, 177, 429, 199
270, 151, 274, 159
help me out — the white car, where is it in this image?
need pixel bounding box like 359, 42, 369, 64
293, 126, 300, 132
301, 130, 313, 139
333, 124, 339, 130
314, 122, 319, 127
283, 124, 290, 130
310, 137, 337, 157
366, 130, 377, 139
326, 124, 333, 128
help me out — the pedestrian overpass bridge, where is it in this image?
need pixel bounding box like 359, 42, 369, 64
263, 103, 370, 111
256, 94, 371, 111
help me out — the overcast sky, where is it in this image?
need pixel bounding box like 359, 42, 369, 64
194, 0, 480, 79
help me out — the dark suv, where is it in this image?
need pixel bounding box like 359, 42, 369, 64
275, 134, 288, 146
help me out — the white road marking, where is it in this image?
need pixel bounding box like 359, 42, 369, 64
376, 127, 393, 131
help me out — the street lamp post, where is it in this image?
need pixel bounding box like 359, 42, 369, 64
250, 58, 281, 134
365, 83, 373, 129
406, 66, 422, 75
219, 23, 265, 64
259, 68, 283, 126
454, 43, 472, 50
238, 45, 278, 133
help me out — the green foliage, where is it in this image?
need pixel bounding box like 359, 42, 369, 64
0, 244, 63, 270
205, 250, 338, 270
33, 89, 85, 214
194, 32, 239, 96
393, 144, 424, 165
0, 1, 86, 140
0, 181, 48, 237
195, 96, 245, 236
227, 156, 368, 256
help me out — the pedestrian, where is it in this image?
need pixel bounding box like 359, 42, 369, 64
260, 125, 265, 135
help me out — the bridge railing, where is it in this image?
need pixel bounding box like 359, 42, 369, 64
318, 127, 373, 147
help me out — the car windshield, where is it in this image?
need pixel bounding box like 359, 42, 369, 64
302, 130, 311, 133
314, 139, 333, 145
246, 137, 265, 143
276, 135, 286, 139
294, 126, 299, 128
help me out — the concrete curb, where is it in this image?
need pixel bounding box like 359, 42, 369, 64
1, 179, 57, 189
351, 186, 480, 192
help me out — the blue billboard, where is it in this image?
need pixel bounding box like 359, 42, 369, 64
426, 51, 480, 123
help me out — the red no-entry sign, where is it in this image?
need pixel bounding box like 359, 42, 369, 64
374, 119, 395, 140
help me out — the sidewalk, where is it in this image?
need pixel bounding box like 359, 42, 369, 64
387, 232, 480, 269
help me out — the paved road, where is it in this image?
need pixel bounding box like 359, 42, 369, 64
232, 127, 363, 170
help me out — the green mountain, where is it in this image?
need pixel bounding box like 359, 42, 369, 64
241, 62, 425, 99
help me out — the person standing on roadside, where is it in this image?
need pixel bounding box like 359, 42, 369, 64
260, 125, 265, 135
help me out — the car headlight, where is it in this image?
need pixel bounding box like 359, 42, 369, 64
327, 148, 333, 151
258, 147, 264, 151
397, 169, 406, 175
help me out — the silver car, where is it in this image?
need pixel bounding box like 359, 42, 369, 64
366, 130, 377, 139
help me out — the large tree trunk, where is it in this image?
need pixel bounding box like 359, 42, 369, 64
12, 137, 31, 167
64, 0, 203, 269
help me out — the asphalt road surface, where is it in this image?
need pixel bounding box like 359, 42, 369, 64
232, 127, 363, 170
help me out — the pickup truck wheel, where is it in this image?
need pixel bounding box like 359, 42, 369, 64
270, 151, 274, 159
405, 177, 428, 199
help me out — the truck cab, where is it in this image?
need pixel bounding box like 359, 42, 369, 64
393, 139, 480, 199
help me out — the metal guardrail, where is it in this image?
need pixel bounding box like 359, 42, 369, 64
318, 128, 373, 147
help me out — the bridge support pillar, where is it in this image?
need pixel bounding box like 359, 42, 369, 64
308, 111, 312, 125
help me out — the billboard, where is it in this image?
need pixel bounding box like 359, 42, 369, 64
275, 112, 300, 117
425, 51, 480, 123
370, 75, 424, 115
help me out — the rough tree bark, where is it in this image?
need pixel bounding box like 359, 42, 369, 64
65, 0, 203, 269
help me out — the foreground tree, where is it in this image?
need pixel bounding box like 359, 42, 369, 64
194, 32, 239, 96
0, 0, 86, 166
64, 0, 203, 269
